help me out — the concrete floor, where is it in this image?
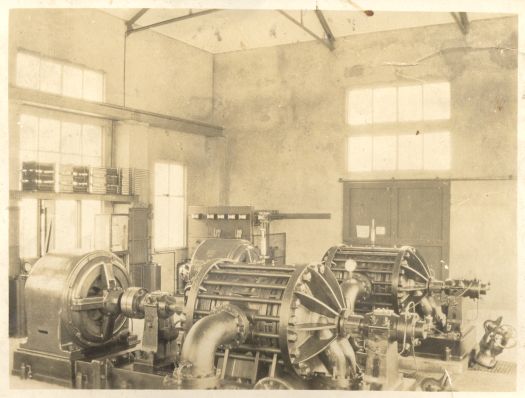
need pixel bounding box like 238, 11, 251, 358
9, 338, 516, 391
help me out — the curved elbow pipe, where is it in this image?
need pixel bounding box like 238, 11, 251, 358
180, 304, 250, 380
341, 278, 364, 313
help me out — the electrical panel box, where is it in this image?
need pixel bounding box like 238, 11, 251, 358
188, 206, 254, 257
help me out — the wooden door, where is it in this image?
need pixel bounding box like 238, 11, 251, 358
343, 180, 450, 279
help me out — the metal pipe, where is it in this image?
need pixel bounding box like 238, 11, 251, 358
208, 270, 291, 278
341, 278, 364, 313
322, 338, 350, 387
180, 305, 249, 379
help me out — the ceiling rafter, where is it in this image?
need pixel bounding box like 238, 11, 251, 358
277, 10, 334, 51
126, 9, 221, 36
314, 8, 335, 50
125, 8, 149, 32
451, 12, 469, 35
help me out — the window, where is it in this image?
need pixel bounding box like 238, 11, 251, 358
346, 81, 451, 173
81, 200, 102, 250
347, 131, 451, 172
19, 113, 103, 171
54, 200, 78, 251
154, 162, 186, 251
16, 50, 105, 102
19, 198, 38, 258
346, 82, 450, 125
19, 199, 101, 256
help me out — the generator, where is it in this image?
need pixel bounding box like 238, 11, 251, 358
12, 250, 429, 390
12, 251, 182, 387
321, 245, 489, 363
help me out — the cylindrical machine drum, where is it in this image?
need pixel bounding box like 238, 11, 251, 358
24, 251, 131, 351
322, 245, 432, 315
184, 259, 349, 380
189, 238, 261, 277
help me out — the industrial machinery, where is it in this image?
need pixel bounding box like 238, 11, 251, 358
178, 238, 262, 288
12, 251, 183, 387
474, 317, 516, 368
12, 250, 430, 390
180, 259, 429, 390
187, 205, 331, 265
321, 245, 489, 363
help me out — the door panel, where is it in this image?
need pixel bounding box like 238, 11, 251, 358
397, 187, 443, 242
343, 184, 392, 246
343, 180, 450, 279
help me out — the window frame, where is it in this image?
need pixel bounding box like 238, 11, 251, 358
345, 81, 451, 126
154, 161, 187, 252
15, 48, 106, 103
345, 81, 452, 174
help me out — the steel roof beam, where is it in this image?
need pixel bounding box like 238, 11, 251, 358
451, 12, 469, 35
314, 8, 335, 50
125, 8, 149, 31
127, 9, 221, 36
277, 10, 334, 51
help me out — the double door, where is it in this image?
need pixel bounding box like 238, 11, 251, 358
343, 180, 450, 280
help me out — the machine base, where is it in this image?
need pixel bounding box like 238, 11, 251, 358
414, 327, 477, 361
12, 348, 78, 387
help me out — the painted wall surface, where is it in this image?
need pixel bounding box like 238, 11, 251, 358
214, 17, 517, 316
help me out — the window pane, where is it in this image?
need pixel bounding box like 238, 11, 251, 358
347, 136, 372, 172
16, 52, 40, 89
61, 122, 82, 154
82, 156, 102, 167
54, 200, 78, 251
19, 198, 38, 258
423, 82, 450, 120
398, 134, 423, 170
61, 153, 82, 165
347, 89, 372, 125
81, 200, 101, 250
398, 85, 422, 122
83, 70, 104, 102
372, 135, 397, 170
373, 87, 397, 123
62, 64, 83, 98
154, 196, 169, 249
40, 59, 62, 94
169, 197, 185, 248
155, 163, 169, 196
169, 163, 185, 197
19, 114, 39, 151
20, 150, 37, 162
38, 118, 60, 152
38, 151, 60, 165
424, 132, 451, 170
82, 124, 102, 157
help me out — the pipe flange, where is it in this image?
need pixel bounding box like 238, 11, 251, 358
169, 361, 220, 389
210, 304, 250, 346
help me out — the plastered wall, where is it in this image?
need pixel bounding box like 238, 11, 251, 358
214, 17, 518, 318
